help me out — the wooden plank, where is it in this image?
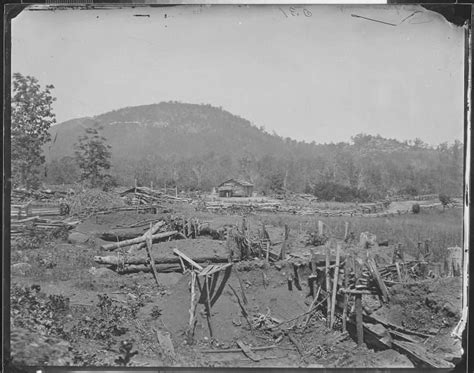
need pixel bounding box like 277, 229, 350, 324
146, 226, 160, 288
395, 262, 403, 282
325, 244, 331, 327
173, 249, 204, 271
204, 275, 214, 338
330, 242, 341, 329
100, 230, 177, 251
236, 340, 262, 362
392, 340, 454, 368
367, 258, 390, 302
228, 285, 253, 330
364, 313, 435, 338
389, 329, 420, 344
154, 328, 176, 361
199, 263, 233, 277
355, 293, 363, 346
201, 344, 277, 354
199, 265, 215, 277
186, 271, 198, 344
342, 267, 349, 332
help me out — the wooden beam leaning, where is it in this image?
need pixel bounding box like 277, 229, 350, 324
330, 242, 341, 329
146, 224, 160, 288
173, 248, 204, 271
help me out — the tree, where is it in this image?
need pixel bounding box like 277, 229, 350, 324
439, 193, 451, 210
47, 156, 80, 184
412, 203, 421, 214
74, 124, 112, 188
11, 73, 56, 188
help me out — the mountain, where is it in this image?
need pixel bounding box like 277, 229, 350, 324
45, 102, 463, 197
46, 102, 288, 162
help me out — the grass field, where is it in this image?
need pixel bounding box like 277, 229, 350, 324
256, 207, 463, 263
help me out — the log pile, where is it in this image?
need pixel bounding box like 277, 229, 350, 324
10, 216, 80, 237
11, 188, 70, 203
94, 238, 230, 274
201, 201, 281, 214
120, 187, 190, 205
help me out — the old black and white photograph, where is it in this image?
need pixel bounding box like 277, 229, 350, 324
6, 3, 469, 369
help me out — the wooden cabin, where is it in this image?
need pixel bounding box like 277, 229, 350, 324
217, 178, 254, 197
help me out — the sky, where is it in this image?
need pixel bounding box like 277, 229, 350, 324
12, 4, 466, 145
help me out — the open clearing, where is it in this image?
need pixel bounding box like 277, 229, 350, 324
10, 189, 465, 368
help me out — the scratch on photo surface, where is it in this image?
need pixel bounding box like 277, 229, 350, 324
351, 14, 396, 27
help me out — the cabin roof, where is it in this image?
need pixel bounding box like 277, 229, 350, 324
218, 178, 254, 188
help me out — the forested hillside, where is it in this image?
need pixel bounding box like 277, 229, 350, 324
45, 102, 463, 200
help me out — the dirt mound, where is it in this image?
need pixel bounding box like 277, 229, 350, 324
372, 277, 462, 333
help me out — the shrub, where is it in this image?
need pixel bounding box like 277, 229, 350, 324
309, 182, 372, 202
412, 203, 421, 214
439, 193, 451, 208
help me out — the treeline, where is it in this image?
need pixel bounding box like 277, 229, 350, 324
46, 134, 463, 201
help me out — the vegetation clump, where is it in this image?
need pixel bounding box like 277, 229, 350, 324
412, 203, 421, 214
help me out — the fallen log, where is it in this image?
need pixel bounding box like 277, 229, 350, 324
201, 344, 277, 354
127, 220, 167, 251
363, 313, 435, 338
95, 253, 229, 266
98, 229, 147, 242
114, 264, 182, 273
392, 340, 454, 368
100, 230, 177, 251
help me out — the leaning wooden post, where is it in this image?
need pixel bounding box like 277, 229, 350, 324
352, 255, 363, 345
355, 292, 363, 346
204, 275, 214, 338
344, 222, 349, 240
280, 224, 289, 260
325, 243, 331, 327
330, 242, 341, 329
145, 224, 160, 288
186, 271, 198, 344
342, 264, 349, 332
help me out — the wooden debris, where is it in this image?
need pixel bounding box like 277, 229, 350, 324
304, 284, 321, 327
367, 258, 390, 302
325, 244, 331, 327
201, 344, 277, 354
355, 293, 363, 346
280, 225, 289, 260
342, 266, 349, 332
236, 340, 262, 361
94, 251, 228, 267
286, 332, 304, 356
145, 226, 160, 288
389, 329, 420, 343
100, 230, 178, 251
203, 276, 214, 337
292, 263, 302, 290
186, 271, 198, 344
228, 284, 253, 331
330, 242, 341, 329
173, 249, 204, 271
392, 340, 454, 368
364, 313, 435, 338
154, 328, 176, 361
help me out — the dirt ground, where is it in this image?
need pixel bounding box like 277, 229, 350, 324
10, 209, 465, 368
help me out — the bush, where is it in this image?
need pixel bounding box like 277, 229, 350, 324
309, 182, 372, 202
412, 203, 421, 214
65, 187, 125, 216
439, 193, 451, 207
400, 185, 419, 196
